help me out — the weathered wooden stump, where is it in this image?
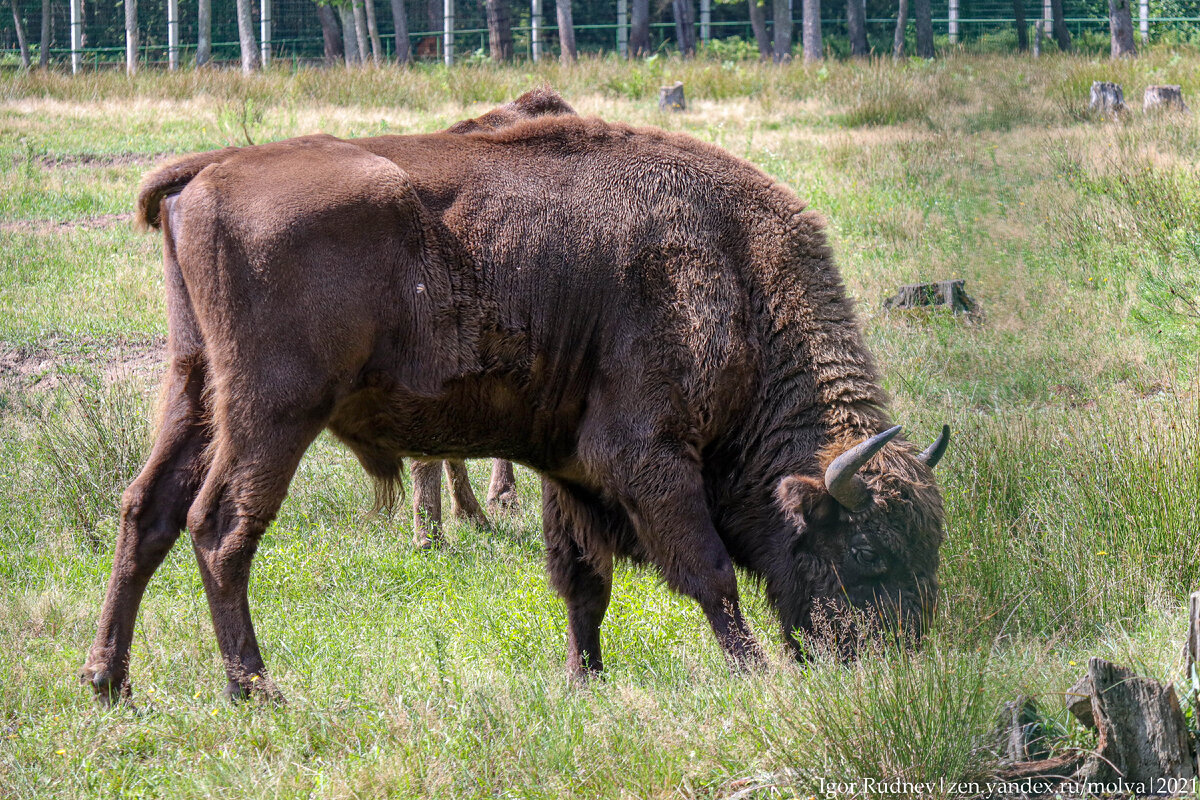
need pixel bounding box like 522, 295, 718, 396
883, 279, 977, 315
1144, 85, 1188, 114
1071, 658, 1195, 790
659, 82, 686, 112
1090, 81, 1126, 114
995, 697, 1052, 763
997, 656, 1196, 790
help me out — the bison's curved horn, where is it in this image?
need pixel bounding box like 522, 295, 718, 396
919, 425, 951, 468
824, 425, 902, 512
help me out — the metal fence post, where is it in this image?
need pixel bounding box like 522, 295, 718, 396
948, 0, 958, 43
444, 0, 454, 65
168, 0, 179, 69
617, 0, 627, 56
69, 0, 82, 72
700, 0, 710, 41
1139, 0, 1149, 41
531, 0, 541, 61
261, 0, 271, 66
124, 0, 137, 74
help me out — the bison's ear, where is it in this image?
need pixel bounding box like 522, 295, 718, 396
776, 475, 839, 531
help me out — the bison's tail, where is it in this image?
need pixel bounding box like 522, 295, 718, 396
136, 148, 240, 231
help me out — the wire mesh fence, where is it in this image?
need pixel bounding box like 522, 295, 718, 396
2, 0, 1198, 68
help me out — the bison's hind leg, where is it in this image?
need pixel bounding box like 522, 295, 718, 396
486, 459, 520, 515
83, 197, 213, 705
82, 353, 213, 705
186, 394, 329, 703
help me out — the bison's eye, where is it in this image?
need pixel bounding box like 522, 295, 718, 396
850, 542, 887, 576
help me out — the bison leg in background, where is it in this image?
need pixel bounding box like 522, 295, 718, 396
411, 459, 504, 548
411, 458, 443, 549
81, 355, 211, 705
486, 458, 519, 514
186, 400, 326, 702
543, 479, 614, 681
444, 459, 489, 527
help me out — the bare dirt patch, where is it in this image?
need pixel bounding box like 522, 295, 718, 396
0, 212, 135, 235
0, 335, 165, 396
21, 152, 173, 169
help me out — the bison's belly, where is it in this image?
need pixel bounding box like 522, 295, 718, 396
327, 369, 584, 472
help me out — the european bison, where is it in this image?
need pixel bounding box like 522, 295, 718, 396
81, 89, 948, 703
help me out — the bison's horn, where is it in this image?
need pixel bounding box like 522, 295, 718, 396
919, 425, 950, 468
824, 425, 902, 512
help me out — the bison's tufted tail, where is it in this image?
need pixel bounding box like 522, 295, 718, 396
136, 148, 241, 231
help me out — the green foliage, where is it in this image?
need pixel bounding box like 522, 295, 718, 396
697, 35, 761, 62
30, 378, 151, 546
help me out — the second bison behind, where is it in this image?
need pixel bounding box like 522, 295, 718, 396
82, 90, 949, 703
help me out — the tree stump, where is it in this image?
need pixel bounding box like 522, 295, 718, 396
659, 82, 686, 112
1072, 658, 1195, 790
883, 279, 977, 315
1144, 85, 1188, 114
1090, 81, 1126, 114
995, 697, 1052, 763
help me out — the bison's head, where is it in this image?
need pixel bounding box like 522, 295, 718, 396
773, 425, 949, 657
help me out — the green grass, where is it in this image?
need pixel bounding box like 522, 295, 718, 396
2, 52, 1200, 798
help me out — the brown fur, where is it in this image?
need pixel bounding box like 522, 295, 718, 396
84, 90, 946, 702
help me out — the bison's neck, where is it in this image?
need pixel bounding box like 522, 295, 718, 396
710, 209, 892, 565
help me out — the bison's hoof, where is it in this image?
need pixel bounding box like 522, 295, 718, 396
413, 532, 435, 550
80, 665, 127, 706
224, 677, 285, 705
487, 491, 520, 516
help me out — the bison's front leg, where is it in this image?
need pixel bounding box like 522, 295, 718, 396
81, 356, 211, 705
187, 411, 324, 703
612, 448, 764, 671
543, 479, 614, 681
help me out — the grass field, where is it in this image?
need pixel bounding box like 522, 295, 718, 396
2, 52, 1199, 798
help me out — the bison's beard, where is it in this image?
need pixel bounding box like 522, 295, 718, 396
771, 554, 932, 661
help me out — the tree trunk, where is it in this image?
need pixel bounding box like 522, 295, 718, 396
913, 0, 932, 56
672, 0, 695, 56
847, 0, 867, 56
892, 0, 906, 58
235, 0, 259, 71
363, 0, 381, 61
1108, 0, 1136, 57
1013, 0, 1027, 51
389, 0, 410, 61
555, 0, 575, 62
772, 0, 791, 61
1050, 0, 1070, 50
801, 0, 821, 60
125, 0, 137, 73
317, 3, 343, 63
485, 0, 512, 60
197, 0, 212, 65
339, 3, 359, 64
629, 0, 649, 55
39, 0, 50, 68
351, 0, 369, 63
748, 0, 771, 57
10, 0, 30, 68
